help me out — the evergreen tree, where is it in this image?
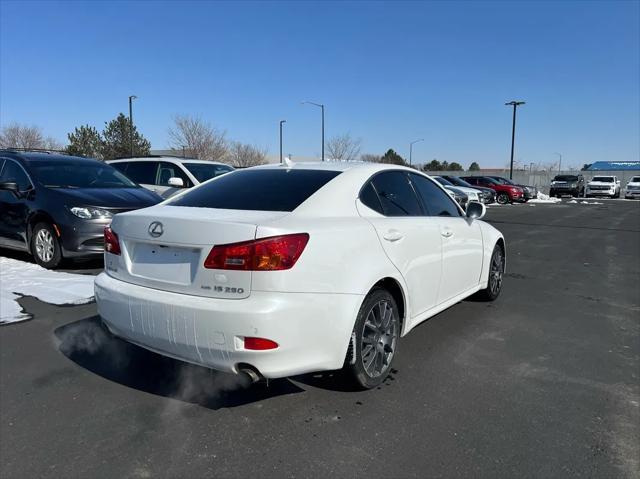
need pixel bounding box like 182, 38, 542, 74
380, 149, 406, 165
468, 161, 481, 171
101, 113, 150, 160
422, 159, 442, 171
448, 162, 464, 171
66, 125, 103, 159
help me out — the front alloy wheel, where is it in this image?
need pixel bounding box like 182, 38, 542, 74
344, 288, 400, 389
31, 222, 62, 268
496, 192, 510, 205
476, 244, 505, 301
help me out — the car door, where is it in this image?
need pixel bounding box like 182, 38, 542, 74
410, 173, 484, 303
358, 171, 443, 322
0, 159, 33, 250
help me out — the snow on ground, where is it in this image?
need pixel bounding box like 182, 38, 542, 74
0, 257, 95, 324
528, 192, 562, 204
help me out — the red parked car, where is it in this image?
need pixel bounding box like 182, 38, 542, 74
461, 176, 525, 204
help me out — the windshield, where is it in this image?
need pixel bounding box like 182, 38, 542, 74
554, 175, 578, 181
444, 176, 474, 188
31, 161, 138, 188
433, 176, 453, 186
184, 162, 234, 183
592, 176, 614, 183
630, 176, 640, 183
169, 169, 341, 212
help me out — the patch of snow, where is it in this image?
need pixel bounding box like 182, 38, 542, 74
568, 200, 578, 204
0, 257, 95, 324
580, 201, 604, 205
528, 192, 561, 204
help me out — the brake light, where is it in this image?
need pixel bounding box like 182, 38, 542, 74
244, 337, 279, 350
104, 226, 121, 255
204, 233, 309, 271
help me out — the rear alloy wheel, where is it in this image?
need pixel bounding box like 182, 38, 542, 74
476, 244, 505, 301
31, 222, 62, 269
496, 192, 510, 205
344, 288, 400, 389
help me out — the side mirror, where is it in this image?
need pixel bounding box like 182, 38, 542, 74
466, 201, 486, 220
0, 181, 19, 194
168, 177, 184, 187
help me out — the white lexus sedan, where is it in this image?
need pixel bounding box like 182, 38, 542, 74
95, 162, 505, 389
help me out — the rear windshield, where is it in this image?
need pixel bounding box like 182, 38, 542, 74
168, 168, 341, 211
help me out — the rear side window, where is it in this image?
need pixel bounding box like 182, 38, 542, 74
370, 171, 422, 216
168, 169, 341, 211
123, 162, 158, 184
359, 182, 383, 214
410, 174, 461, 217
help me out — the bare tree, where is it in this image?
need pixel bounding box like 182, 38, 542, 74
228, 142, 268, 168
167, 115, 228, 161
326, 133, 362, 161
360, 153, 382, 163
0, 123, 45, 149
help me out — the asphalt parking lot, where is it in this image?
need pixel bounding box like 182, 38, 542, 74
1, 201, 639, 478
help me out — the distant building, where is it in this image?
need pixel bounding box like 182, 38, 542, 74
586, 161, 640, 171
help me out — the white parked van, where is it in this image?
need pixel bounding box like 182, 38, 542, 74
108, 157, 234, 198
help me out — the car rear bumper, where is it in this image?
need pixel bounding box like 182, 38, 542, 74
95, 273, 363, 378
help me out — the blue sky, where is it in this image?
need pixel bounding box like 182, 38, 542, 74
1, 0, 638, 168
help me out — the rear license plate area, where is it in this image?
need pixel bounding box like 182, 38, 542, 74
130, 243, 200, 285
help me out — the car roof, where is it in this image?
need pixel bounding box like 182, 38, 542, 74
251, 160, 421, 175
108, 157, 232, 167
0, 150, 100, 165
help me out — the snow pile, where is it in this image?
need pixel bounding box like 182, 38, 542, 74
568, 200, 578, 204
528, 192, 562, 204
0, 257, 95, 324
580, 201, 603, 205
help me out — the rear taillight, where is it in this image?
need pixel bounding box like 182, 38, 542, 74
204, 233, 309, 271
244, 337, 279, 350
104, 226, 121, 255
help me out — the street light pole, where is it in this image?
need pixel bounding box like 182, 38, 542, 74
409, 139, 424, 167
128, 95, 137, 157
302, 101, 325, 161
279, 120, 286, 164
555, 152, 562, 172
505, 100, 525, 180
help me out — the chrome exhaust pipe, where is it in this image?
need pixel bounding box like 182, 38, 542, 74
238, 365, 264, 384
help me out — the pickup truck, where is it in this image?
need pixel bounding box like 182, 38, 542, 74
585, 176, 621, 198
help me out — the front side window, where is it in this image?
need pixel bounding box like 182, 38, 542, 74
169, 169, 341, 212
31, 161, 137, 188
184, 163, 234, 183
0, 160, 32, 191
410, 173, 461, 217
157, 162, 192, 187
370, 171, 422, 217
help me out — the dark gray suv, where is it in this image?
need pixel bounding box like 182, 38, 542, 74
0, 151, 161, 268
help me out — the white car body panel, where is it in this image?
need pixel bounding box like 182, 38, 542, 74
586, 176, 620, 197
95, 162, 504, 378
625, 177, 640, 198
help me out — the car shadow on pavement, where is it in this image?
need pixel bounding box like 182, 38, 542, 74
54, 316, 304, 410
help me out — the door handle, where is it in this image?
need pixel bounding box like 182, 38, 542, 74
383, 230, 404, 242
441, 229, 453, 238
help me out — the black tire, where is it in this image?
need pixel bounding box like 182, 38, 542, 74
343, 288, 400, 390
496, 192, 510, 205
30, 222, 62, 269
475, 244, 505, 301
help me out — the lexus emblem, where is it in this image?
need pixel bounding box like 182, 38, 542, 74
148, 221, 164, 238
